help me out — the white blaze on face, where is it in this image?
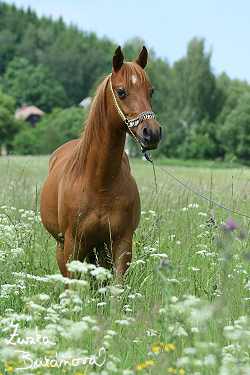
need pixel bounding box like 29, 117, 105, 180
132, 75, 137, 84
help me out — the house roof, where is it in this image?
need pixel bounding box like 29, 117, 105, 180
14, 103, 45, 120
78, 97, 92, 109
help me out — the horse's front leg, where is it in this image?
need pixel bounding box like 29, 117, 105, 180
56, 241, 67, 277
112, 235, 133, 278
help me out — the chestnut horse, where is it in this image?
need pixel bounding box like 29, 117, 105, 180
40, 46, 162, 279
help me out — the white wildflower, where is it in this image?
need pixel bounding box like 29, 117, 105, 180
115, 319, 130, 325
128, 294, 136, 299
10, 247, 24, 256
204, 354, 216, 366
47, 274, 88, 285
169, 234, 176, 241
196, 249, 207, 255
175, 326, 188, 336
82, 316, 97, 324
98, 287, 107, 294
92, 326, 101, 331
26, 301, 46, 311
148, 210, 156, 215
191, 327, 200, 333
146, 329, 157, 336
234, 316, 248, 324
159, 308, 166, 313
13, 272, 49, 282
107, 285, 124, 295
184, 347, 197, 355
135, 259, 146, 264
109, 354, 121, 362
188, 203, 199, 208
194, 359, 203, 366
244, 281, 250, 290
66, 260, 92, 273
125, 307, 132, 312
1, 284, 18, 298
38, 293, 50, 301
107, 330, 117, 336
150, 253, 168, 258
72, 295, 83, 304
176, 356, 190, 367
106, 361, 118, 372
61, 321, 88, 339
102, 341, 110, 349
223, 326, 234, 331
72, 305, 82, 312
170, 296, 178, 303
90, 266, 112, 280
188, 267, 200, 271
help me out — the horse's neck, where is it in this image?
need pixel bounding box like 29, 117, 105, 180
84, 121, 126, 188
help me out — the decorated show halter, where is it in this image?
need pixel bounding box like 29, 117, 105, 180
109, 73, 156, 129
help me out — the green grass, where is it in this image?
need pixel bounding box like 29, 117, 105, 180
151, 156, 246, 169
0, 155, 249, 375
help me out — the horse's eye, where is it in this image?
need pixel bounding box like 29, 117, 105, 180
150, 87, 155, 97
117, 87, 127, 99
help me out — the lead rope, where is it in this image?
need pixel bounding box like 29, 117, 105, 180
143, 150, 250, 219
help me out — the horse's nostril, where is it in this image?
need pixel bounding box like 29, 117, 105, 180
143, 126, 151, 142
159, 126, 162, 140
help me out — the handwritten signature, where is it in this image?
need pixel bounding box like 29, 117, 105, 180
5, 321, 106, 370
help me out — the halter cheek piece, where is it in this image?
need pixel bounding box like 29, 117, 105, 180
109, 74, 156, 129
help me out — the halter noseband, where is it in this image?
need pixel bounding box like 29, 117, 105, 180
109, 74, 156, 129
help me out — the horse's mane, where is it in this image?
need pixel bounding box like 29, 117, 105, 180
64, 62, 148, 178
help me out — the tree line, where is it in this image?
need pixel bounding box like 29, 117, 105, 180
0, 2, 250, 162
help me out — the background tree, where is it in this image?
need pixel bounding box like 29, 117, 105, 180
13, 106, 87, 155
172, 37, 223, 127
0, 89, 24, 153
1, 57, 68, 112
217, 93, 250, 162
1, 2, 250, 162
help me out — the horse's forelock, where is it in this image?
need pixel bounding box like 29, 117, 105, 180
117, 62, 149, 88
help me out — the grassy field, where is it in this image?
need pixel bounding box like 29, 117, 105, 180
0, 155, 249, 375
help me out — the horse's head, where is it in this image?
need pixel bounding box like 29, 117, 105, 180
110, 46, 162, 151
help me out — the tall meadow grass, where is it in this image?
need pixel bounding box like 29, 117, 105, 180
0, 155, 249, 375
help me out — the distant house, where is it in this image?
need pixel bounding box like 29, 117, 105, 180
78, 97, 92, 110
14, 103, 45, 127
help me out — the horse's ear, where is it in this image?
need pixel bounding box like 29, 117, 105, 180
135, 46, 148, 69
112, 46, 124, 72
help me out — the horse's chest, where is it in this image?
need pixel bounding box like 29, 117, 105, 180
84, 195, 134, 232
59, 173, 140, 245
81, 193, 134, 239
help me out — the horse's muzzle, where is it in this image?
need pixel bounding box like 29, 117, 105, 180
139, 123, 162, 150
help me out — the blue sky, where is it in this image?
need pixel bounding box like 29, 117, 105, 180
4, 0, 250, 82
